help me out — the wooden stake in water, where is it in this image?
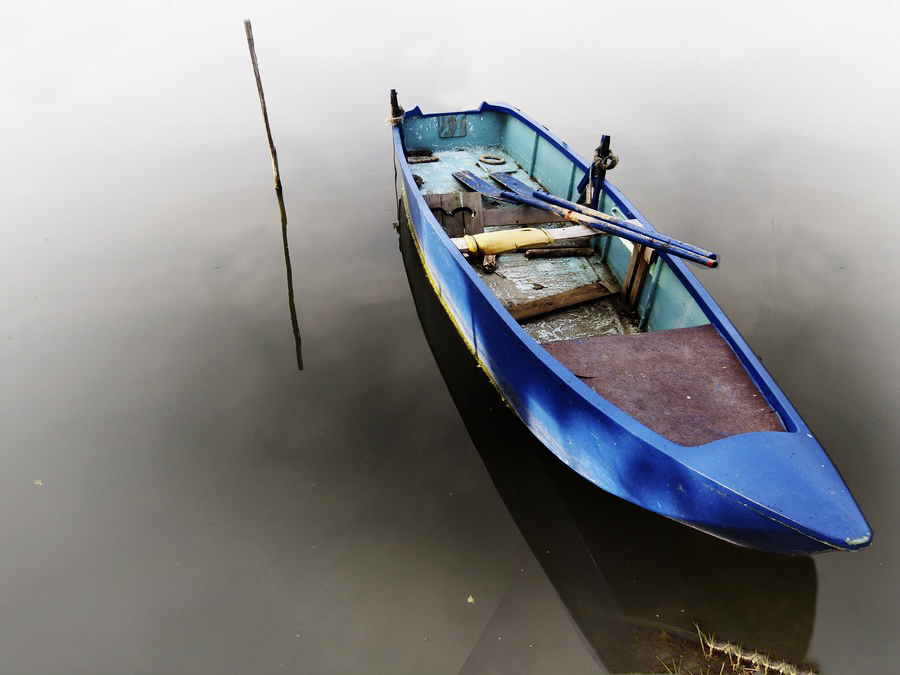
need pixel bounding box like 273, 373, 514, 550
244, 20, 281, 190
244, 21, 301, 369
278, 187, 304, 371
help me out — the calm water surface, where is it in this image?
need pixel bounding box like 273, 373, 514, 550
3, 1, 899, 672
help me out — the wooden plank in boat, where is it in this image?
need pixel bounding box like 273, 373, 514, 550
424, 191, 571, 233
623, 244, 654, 309
505, 282, 616, 321
482, 205, 566, 227
525, 247, 595, 259
450, 225, 599, 253
424, 192, 483, 236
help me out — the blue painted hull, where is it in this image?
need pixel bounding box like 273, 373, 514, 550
392, 101, 871, 554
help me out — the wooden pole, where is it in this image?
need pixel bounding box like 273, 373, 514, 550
278, 188, 304, 371
244, 20, 282, 190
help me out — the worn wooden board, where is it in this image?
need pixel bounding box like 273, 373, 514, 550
424, 191, 483, 236
451, 225, 599, 253
505, 282, 616, 320
477, 248, 634, 341
623, 243, 654, 309
482, 205, 566, 227
481, 253, 612, 305
525, 247, 595, 259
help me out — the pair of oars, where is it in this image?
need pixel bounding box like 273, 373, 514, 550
452, 170, 718, 268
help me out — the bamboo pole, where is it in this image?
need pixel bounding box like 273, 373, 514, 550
244, 20, 281, 190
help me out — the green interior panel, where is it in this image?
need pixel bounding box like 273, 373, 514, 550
500, 117, 539, 170
642, 261, 709, 331
403, 112, 505, 151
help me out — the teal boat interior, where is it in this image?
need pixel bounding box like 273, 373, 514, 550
400, 105, 786, 447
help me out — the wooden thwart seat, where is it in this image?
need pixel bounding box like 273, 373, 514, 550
425, 191, 566, 238
542, 324, 785, 446
504, 282, 616, 321
424, 191, 483, 237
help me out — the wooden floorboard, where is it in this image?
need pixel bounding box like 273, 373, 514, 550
505, 282, 616, 321
542, 324, 785, 446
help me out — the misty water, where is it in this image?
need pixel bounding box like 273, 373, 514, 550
3, 1, 899, 673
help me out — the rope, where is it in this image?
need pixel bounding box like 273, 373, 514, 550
479, 154, 506, 165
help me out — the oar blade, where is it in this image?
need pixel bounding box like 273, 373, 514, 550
452, 171, 514, 202
488, 171, 542, 197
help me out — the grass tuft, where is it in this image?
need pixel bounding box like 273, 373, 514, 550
642, 626, 817, 675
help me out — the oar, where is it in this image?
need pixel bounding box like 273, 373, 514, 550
489, 172, 717, 262
453, 171, 718, 268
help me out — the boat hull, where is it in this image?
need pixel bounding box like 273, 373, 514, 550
392, 102, 871, 554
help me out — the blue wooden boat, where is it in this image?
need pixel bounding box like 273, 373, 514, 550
389, 92, 871, 554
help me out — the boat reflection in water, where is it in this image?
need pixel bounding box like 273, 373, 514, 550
397, 215, 817, 673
